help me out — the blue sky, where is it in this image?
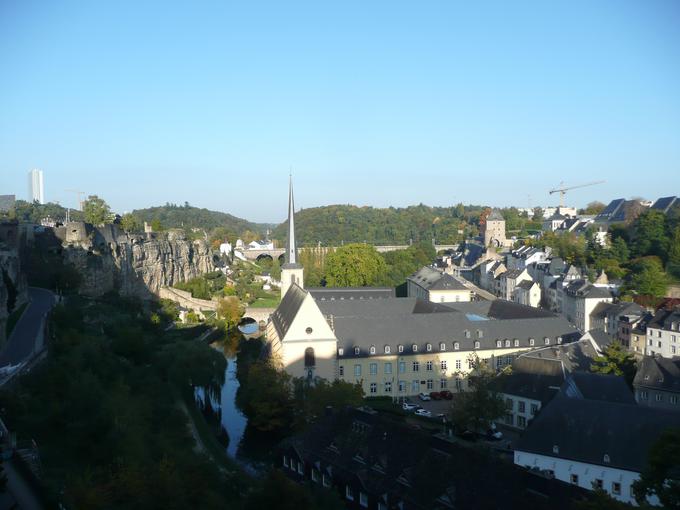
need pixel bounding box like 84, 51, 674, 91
1, 1, 679, 223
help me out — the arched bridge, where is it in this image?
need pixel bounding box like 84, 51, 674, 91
242, 244, 459, 261
243, 307, 275, 325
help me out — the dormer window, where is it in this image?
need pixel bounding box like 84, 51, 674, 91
505, 340, 511, 348
398, 345, 404, 353
557, 336, 562, 344
474, 341, 480, 349
529, 338, 535, 346
477, 330, 483, 339
514, 339, 519, 347
440, 342, 446, 351
603, 454, 610, 464
496, 340, 502, 348
544, 337, 550, 345
369, 346, 376, 355
552, 445, 559, 454
384, 345, 391, 354
338, 348, 344, 356
426, 343, 432, 352
454, 342, 460, 350
354, 347, 360, 355
465, 330, 471, 339
412, 344, 418, 353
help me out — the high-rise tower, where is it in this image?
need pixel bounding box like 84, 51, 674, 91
280, 176, 304, 299
28, 169, 44, 204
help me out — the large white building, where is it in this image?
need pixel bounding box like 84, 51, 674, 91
406, 266, 471, 303
28, 168, 44, 204
267, 179, 581, 396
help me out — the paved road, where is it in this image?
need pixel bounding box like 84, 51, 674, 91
0, 287, 56, 368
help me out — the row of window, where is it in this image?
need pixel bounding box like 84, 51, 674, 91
339, 336, 560, 357
638, 391, 680, 404
569, 475, 626, 497
368, 379, 450, 393
283, 455, 386, 509
341, 359, 462, 378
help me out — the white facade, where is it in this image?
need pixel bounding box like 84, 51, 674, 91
28, 168, 44, 204
501, 394, 542, 429
514, 451, 654, 506
645, 325, 680, 358
513, 282, 541, 308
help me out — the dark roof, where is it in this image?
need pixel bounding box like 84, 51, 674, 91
586, 328, 614, 351
634, 356, 680, 393
563, 372, 635, 404
316, 298, 580, 357
499, 357, 564, 404
503, 269, 526, 280
648, 307, 680, 330
518, 338, 599, 373
271, 284, 307, 339
281, 407, 588, 510
516, 280, 537, 291
407, 266, 468, 292
564, 279, 612, 299
516, 395, 680, 473
651, 196, 678, 214
307, 287, 395, 301
487, 209, 505, 221
590, 302, 614, 320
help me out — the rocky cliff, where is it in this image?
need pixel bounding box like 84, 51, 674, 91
0, 221, 28, 346
56, 222, 214, 298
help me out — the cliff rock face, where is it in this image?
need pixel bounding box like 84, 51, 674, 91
57, 223, 214, 298
0, 222, 28, 345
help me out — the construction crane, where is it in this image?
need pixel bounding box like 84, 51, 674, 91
549, 180, 605, 208
65, 189, 86, 210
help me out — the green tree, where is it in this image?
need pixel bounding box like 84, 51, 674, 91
634, 210, 668, 261
293, 378, 363, 422
120, 213, 141, 233
450, 355, 506, 433
82, 195, 112, 226
270, 257, 282, 281
150, 218, 163, 232
629, 257, 668, 298
667, 226, 680, 281
590, 341, 637, 387
610, 236, 630, 264
324, 243, 387, 287
633, 428, 680, 509
581, 201, 607, 215
237, 361, 295, 433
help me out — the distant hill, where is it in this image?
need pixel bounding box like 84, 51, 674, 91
132, 204, 270, 236
271, 204, 488, 246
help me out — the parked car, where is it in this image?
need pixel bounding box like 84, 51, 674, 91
458, 429, 478, 442
429, 391, 441, 400
439, 390, 453, 400
402, 402, 419, 411
486, 423, 503, 440
418, 392, 431, 401
414, 409, 432, 418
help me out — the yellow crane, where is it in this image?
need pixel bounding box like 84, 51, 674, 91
549, 180, 605, 208
65, 189, 86, 210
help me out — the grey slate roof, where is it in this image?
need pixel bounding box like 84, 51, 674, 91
503, 269, 526, 280
516, 395, 680, 473
564, 279, 612, 299
517, 338, 599, 373
634, 356, 680, 393
307, 287, 395, 301
516, 280, 537, 291
648, 308, 680, 330
271, 284, 307, 339
498, 357, 564, 404
407, 266, 467, 292
487, 209, 505, 221
586, 328, 614, 350
316, 298, 580, 358
563, 372, 635, 404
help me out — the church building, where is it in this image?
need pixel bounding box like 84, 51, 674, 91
267, 180, 581, 396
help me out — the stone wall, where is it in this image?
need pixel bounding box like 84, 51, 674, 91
0, 242, 28, 346
57, 222, 215, 298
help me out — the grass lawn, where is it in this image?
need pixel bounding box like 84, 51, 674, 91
250, 296, 280, 308
5, 302, 28, 339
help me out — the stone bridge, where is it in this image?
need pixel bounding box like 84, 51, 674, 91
241, 244, 459, 261
243, 307, 275, 325
159, 287, 218, 311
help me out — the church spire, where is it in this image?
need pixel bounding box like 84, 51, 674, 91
285, 175, 298, 266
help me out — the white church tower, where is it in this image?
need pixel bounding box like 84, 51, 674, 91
280, 176, 304, 299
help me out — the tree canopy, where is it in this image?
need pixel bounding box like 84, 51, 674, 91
82, 195, 112, 226
324, 244, 388, 287
589, 341, 637, 387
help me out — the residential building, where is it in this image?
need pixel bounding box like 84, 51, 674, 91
633, 356, 680, 412
589, 302, 646, 341
559, 279, 613, 332
497, 338, 600, 429
407, 266, 472, 303
280, 407, 589, 510
478, 259, 506, 296
593, 198, 646, 227
645, 307, 680, 358
499, 268, 532, 301
515, 395, 676, 505
505, 246, 549, 271
513, 280, 541, 308
28, 168, 44, 204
